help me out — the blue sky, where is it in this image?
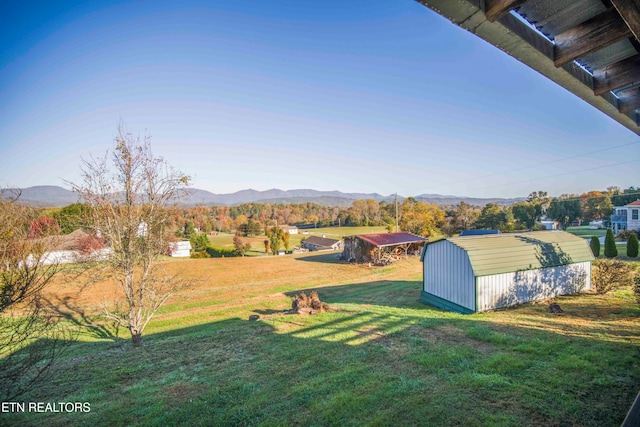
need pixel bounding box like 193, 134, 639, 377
1, 0, 638, 199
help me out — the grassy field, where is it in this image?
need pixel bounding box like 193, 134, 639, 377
4, 254, 640, 426
566, 225, 608, 239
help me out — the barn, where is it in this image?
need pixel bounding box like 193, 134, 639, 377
342, 232, 428, 264
421, 231, 594, 313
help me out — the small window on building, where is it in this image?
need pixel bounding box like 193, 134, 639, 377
633, 209, 639, 220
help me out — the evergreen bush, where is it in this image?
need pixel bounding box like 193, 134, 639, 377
589, 236, 600, 257
627, 232, 639, 258
604, 229, 617, 258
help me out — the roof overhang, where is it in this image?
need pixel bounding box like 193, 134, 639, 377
415, 0, 640, 135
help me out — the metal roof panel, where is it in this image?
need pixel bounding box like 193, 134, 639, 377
436, 231, 594, 276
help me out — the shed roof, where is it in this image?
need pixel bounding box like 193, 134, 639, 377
303, 236, 340, 247
423, 231, 594, 277
355, 232, 427, 247
39, 229, 92, 251
459, 229, 501, 236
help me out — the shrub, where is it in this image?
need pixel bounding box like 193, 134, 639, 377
589, 236, 600, 257
634, 276, 640, 304
205, 247, 235, 258
591, 259, 635, 294
616, 230, 639, 241
190, 251, 211, 259
627, 233, 639, 258
190, 232, 210, 253
604, 229, 617, 258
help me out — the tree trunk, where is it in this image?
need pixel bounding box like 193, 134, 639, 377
130, 328, 142, 347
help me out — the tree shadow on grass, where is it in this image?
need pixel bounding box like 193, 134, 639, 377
284, 280, 426, 310
6, 297, 640, 427
293, 252, 344, 264
41, 295, 122, 341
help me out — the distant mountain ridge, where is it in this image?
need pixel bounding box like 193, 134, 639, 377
8, 186, 523, 207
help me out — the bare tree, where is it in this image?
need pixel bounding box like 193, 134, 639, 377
0, 189, 73, 400
70, 127, 191, 347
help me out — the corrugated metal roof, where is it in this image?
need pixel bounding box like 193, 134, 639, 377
459, 229, 501, 236
433, 231, 594, 277
303, 236, 340, 247
355, 232, 427, 247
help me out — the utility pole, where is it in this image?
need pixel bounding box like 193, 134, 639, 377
395, 193, 398, 233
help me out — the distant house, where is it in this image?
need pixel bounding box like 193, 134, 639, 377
342, 232, 428, 264
588, 220, 605, 229
459, 229, 500, 236
168, 241, 192, 257
610, 199, 640, 234
280, 225, 299, 235
29, 229, 111, 265
421, 231, 593, 313
302, 236, 342, 252
538, 217, 558, 230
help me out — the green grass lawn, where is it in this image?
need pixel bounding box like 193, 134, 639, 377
566, 225, 607, 239
4, 256, 640, 426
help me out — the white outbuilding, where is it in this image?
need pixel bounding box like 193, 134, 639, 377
168, 241, 192, 257
421, 231, 594, 313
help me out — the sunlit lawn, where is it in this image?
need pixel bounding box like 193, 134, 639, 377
4, 255, 640, 426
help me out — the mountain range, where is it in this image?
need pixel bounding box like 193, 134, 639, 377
8, 186, 524, 207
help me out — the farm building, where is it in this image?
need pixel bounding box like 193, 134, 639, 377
539, 217, 559, 230
168, 241, 192, 257
280, 225, 299, 235
302, 236, 342, 252
421, 231, 594, 313
29, 229, 111, 265
342, 232, 428, 264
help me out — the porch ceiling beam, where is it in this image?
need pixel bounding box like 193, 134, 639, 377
593, 54, 640, 95
610, 0, 640, 43
485, 0, 527, 22
554, 9, 631, 67
617, 87, 640, 113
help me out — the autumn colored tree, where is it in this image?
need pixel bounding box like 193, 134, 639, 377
0, 190, 72, 399
399, 198, 445, 237
70, 126, 191, 347
282, 231, 291, 252
267, 226, 284, 255
580, 191, 613, 222
29, 216, 61, 238
233, 234, 252, 257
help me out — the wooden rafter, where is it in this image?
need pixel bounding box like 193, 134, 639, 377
610, 0, 640, 43
554, 9, 631, 67
616, 87, 640, 113
485, 0, 527, 22
593, 54, 640, 95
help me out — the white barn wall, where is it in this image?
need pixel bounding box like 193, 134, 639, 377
476, 261, 591, 312
423, 241, 475, 312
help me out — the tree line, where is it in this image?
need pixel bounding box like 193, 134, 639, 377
34, 186, 640, 241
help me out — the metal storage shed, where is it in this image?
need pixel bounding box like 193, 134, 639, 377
421, 231, 594, 313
